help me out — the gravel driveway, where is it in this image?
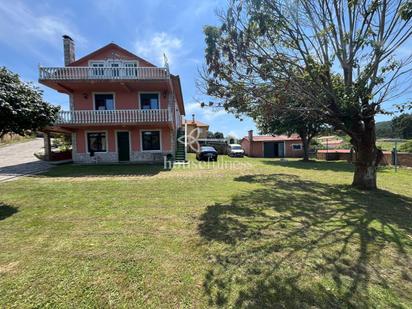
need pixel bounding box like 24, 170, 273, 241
0, 138, 50, 182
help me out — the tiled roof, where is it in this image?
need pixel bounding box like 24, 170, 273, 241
68, 43, 156, 67
320, 140, 344, 146
184, 120, 209, 127
317, 149, 391, 154
317, 149, 351, 153
243, 134, 302, 142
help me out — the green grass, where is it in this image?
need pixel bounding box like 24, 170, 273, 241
376, 139, 409, 151
0, 155, 411, 308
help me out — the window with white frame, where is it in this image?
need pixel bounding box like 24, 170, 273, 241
124, 61, 138, 77
87, 132, 107, 153
109, 61, 121, 77
94, 93, 114, 110
90, 61, 105, 76
89, 60, 138, 78
142, 131, 160, 151
292, 144, 302, 150
140, 93, 159, 110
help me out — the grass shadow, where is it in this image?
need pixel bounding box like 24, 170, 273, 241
262, 159, 355, 173
0, 161, 50, 179
199, 174, 412, 307
0, 203, 18, 220
40, 163, 169, 178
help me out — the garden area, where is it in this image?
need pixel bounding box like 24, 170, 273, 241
0, 156, 411, 308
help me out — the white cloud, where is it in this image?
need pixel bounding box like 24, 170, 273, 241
93, 0, 121, 14
186, 102, 227, 121
0, 1, 85, 58
192, 0, 219, 17
134, 32, 183, 67
227, 130, 240, 139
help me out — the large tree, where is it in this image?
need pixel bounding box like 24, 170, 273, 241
202, 0, 412, 189
0, 67, 59, 138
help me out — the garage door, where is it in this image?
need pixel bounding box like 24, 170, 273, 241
264, 142, 277, 157
264, 142, 285, 158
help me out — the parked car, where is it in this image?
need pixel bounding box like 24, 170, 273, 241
227, 144, 245, 157
196, 146, 218, 161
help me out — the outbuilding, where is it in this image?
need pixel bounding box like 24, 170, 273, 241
240, 130, 303, 158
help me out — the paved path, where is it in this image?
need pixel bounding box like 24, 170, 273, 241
0, 138, 51, 182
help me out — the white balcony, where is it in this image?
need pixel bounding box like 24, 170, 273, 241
39, 66, 170, 81
55, 109, 172, 125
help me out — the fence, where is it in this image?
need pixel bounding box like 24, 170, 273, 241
316, 150, 412, 167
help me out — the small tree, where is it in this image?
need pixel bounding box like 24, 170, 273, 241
256, 102, 323, 161
0, 67, 59, 138
207, 131, 215, 139
213, 131, 224, 139
392, 113, 412, 139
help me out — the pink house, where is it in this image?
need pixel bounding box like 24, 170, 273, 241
241, 130, 304, 158
40, 35, 185, 163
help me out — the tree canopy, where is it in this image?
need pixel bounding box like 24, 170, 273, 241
0, 67, 59, 137
207, 131, 225, 139
392, 113, 412, 139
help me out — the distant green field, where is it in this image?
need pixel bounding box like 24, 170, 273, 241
376, 140, 409, 151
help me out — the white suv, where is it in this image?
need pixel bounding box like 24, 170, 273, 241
228, 144, 245, 157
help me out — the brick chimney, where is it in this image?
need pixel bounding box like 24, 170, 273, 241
63, 35, 75, 66
248, 130, 253, 141
192, 113, 195, 123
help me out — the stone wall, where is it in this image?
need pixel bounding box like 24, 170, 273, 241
316, 150, 412, 167
382, 152, 412, 167
73, 151, 170, 164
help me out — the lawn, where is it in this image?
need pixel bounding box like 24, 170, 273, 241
0, 156, 411, 308
376, 139, 408, 151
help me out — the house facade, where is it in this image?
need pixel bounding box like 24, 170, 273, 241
241, 130, 304, 158
40, 35, 185, 163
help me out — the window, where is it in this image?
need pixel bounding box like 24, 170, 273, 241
124, 62, 138, 77
90, 61, 104, 76
89, 60, 139, 78
87, 132, 106, 153
292, 144, 302, 150
94, 94, 114, 110
109, 61, 121, 77
140, 93, 159, 110
142, 131, 160, 151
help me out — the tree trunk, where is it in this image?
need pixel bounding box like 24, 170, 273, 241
351, 120, 379, 190
302, 135, 310, 162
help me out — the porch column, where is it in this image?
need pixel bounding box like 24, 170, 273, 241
43, 132, 52, 161
184, 122, 188, 160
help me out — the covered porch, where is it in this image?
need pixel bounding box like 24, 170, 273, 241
41, 127, 73, 162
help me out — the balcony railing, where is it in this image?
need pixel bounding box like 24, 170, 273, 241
39, 66, 170, 81
55, 109, 172, 125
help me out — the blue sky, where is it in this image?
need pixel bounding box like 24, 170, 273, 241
0, 0, 257, 139
0, 0, 407, 138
